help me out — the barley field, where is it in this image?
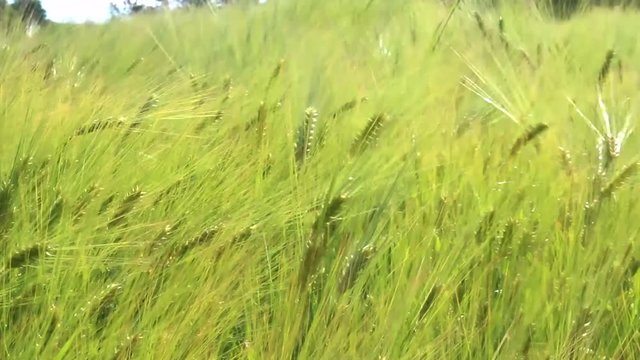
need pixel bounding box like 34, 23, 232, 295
1, 1, 640, 359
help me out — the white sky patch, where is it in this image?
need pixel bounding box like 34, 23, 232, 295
40, 0, 160, 23
12, 0, 267, 24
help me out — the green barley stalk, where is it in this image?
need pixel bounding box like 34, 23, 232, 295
124, 57, 144, 74
126, 94, 159, 134
598, 49, 615, 85
221, 76, 233, 104
330, 97, 368, 119
473, 12, 488, 38
73, 119, 125, 138
175, 226, 220, 259
431, 0, 462, 51
295, 107, 319, 167
193, 110, 224, 134
46, 195, 64, 231
616, 58, 624, 83
337, 243, 376, 294
298, 194, 348, 291
3, 242, 50, 270
107, 187, 145, 229
91, 283, 124, 331
509, 123, 549, 157
212, 225, 257, 264
599, 162, 639, 201
72, 185, 100, 224
351, 113, 389, 155
475, 209, 496, 244
98, 194, 117, 215
559, 147, 575, 179
0, 182, 14, 237
39, 307, 59, 354
265, 59, 285, 92
145, 221, 183, 256
245, 102, 269, 147
623, 257, 640, 290
418, 285, 441, 322
111, 333, 143, 360
498, 16, 510, 50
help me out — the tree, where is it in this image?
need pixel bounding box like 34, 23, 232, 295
110, 0, 155, 16
173, 0, 237, 6
10, 0, 47, 24
110, 0, 249, 19
178, 0, 212, 5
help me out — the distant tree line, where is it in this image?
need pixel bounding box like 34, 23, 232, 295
110, 0, 238, 16
2, 0, 640, 27
477, 0, 640, 18
0, 0, 47, 24
0, 0, 237, 26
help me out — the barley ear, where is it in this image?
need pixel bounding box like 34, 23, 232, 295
108, 187, 145, 229
475, 209, 496, 244
4, 243, 50, 270
351, 113, 389, 155
337, 243, 376, 294
498, 16, 510, 50
125, 57, 144, 74
92, 283, 123, 331
175, 226, 220, 260
298, 195, 348, 291
600, 162, 639, 201
418, 285, 441, 322
245, 102, 268, 147
265, 59, 285, 92
598, 49, 615, 85
331, 97, 367, 119
73, 119, 125, 138
559, 147, 574, 179
510, 123, 549, 158
473, 12, 488, 38
295, 107, 319, 167
47, 195, 64, 231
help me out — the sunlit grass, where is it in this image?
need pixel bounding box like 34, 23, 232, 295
1, 1, 640, 358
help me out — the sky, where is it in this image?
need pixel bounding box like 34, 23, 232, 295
40, 0, 160, 23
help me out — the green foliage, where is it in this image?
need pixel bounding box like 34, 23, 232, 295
10, 0, 46, 23
1, 1, 640, 359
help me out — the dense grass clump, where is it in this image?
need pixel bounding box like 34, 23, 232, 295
1, 1, 640, 358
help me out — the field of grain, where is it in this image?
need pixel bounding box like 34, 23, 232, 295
1, 1, 640, 358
